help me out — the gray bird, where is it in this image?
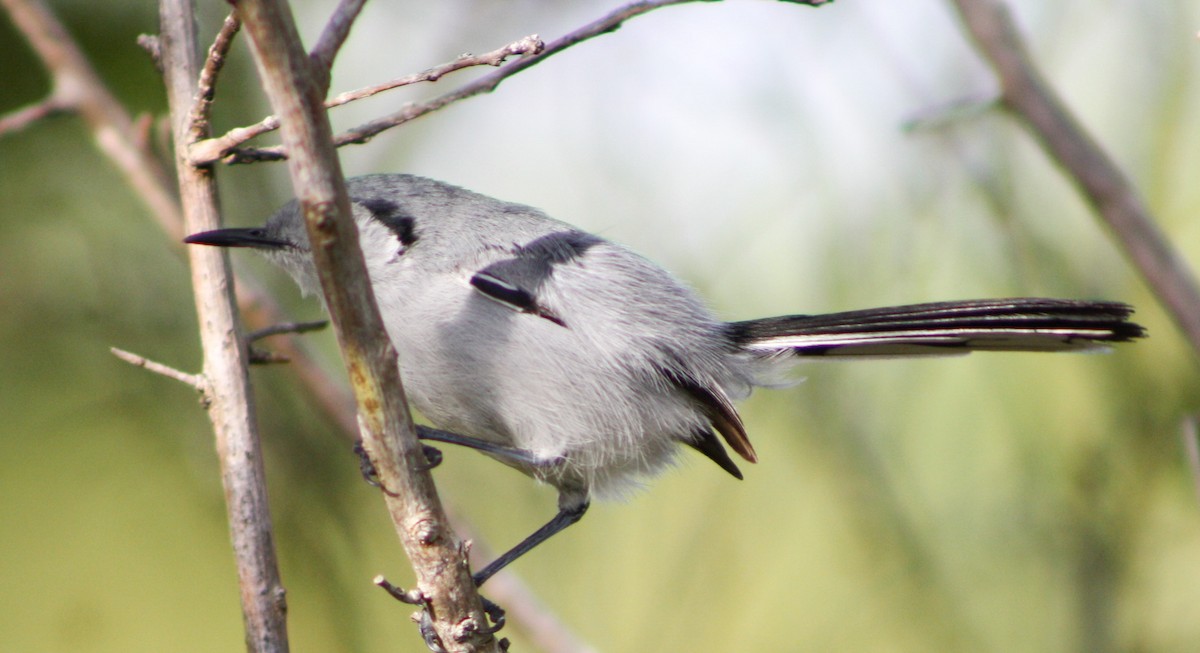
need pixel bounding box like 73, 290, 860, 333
186, 173, 1144, 585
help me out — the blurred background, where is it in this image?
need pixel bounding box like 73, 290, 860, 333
2, 0, 1198, 651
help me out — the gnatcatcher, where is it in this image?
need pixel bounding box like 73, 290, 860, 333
186, 173, 1144, 585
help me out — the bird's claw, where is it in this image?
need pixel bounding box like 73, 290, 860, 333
355, 441, 442, 492
417, 444, 443, 471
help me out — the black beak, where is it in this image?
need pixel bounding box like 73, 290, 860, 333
184, 227, 291, 249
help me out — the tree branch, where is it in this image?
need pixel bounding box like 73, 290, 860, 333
188, 33, 544, 165
111, 345, 210, 393
204, 0, 732, 164
229, 1, 499, 651
0, 0, 183, 240
0, 95, 71, 133
323, 34, 543, 109
343, 0, 696, 144
186, 10, 241, 141
158, 1, 291, 651
308, 0, 366, 93
949, 0, 1200, 360
111, 347, 209, 393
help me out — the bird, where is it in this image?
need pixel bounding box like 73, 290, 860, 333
185, 173, 1145, 586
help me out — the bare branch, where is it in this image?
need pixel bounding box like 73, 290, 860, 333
189, 33, 544, 165
111, 347, 208, 393
159, 0, 291, 650
189, 117, 281, 165
950, 0, 1200, 360
210, 0, 721, 163
325, 34, 544, 109
309, 0, 367, 90
0, 0, 183, 239
247, 319, 329, 342
231, 0, 499, 650
373, 575, 427, 605
320, 0, 703, 152
0, 96, 70, 134
246, 320, 330, 364
137, 33, 163, 70
185, 10, 241, 140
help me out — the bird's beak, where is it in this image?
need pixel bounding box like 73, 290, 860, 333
184, 227, 291, 250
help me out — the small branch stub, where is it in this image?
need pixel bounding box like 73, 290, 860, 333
111, 346, 208, 394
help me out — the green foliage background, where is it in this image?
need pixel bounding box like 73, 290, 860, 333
2, 1, 1198, 651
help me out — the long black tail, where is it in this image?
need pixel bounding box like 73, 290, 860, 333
726, 298, 1145, 357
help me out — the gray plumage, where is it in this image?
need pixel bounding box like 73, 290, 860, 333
250, 175, 762, 505
186, 173, 1144, 581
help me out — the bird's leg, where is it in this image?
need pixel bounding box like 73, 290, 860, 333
362, 425, 579, 641
472, 499, 590, 587
415, 425, 555, 468
357, 425, 558, 484
358, 419, 545, 487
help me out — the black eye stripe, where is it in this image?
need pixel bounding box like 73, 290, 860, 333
356, 197, 420, 247
387, 216, 418, 247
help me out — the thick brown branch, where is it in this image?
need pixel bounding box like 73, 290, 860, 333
230, 0, 498, 651
950, 0, 1200, 359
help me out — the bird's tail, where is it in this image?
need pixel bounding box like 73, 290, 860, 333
726, 298, 1145, 357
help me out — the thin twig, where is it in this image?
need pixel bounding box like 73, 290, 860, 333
309, 0, 367, 91
186, 10, 241, 141
327, 34, 544, 108
111, 347, 208, 392
374, 575, 427, 605
950, 0, 1200, 360
228, 0, 707, 162
0, 96, 70, 134
246, 319, 329, 343
188, 33, 544, 165
328, 0, 699, 150
246, 319, 330, 365
137, 33, 163, 70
